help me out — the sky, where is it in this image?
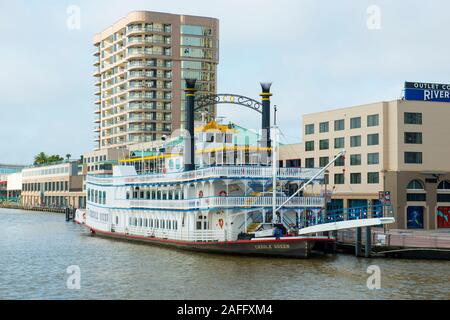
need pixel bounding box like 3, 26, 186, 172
1, 0, 450, 165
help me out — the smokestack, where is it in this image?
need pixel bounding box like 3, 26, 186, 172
260, 82, 272, 148
184, 79, 197, 171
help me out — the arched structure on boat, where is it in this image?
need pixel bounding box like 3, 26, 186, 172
183, 79, 273, 171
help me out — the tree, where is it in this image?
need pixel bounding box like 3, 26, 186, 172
34, 152, 48, 165
66, 154, 71, 161
47, 155, 64, 163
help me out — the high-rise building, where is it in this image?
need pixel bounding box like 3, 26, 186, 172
93, 11, 219, 150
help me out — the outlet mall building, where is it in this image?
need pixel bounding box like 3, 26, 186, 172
279, 82, 450, 231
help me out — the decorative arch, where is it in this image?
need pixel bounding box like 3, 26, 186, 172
407, 179, 425, 190
195, 94, 263, 114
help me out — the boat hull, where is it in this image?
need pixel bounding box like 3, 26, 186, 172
87, 227, 334, 258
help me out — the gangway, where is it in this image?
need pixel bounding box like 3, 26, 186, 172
296, 205, 395, 235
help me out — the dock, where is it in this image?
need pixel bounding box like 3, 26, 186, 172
337, 228, 450, 260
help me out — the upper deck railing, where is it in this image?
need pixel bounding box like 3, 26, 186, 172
125, 196, 324, 210
87, 166, 324, 186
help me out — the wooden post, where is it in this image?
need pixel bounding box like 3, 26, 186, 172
355, 227, 362, 257
365, 226, 372, 258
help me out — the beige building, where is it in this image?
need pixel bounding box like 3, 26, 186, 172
21, 161, 86, 209
280, 99, 450, 231
81, 147, 128, 176
93, 11, 219, 150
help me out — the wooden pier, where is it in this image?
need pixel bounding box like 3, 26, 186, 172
337, 228, 450, 260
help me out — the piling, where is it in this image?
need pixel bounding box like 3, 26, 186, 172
355, 227, 362, 257
365, 227, 372, 258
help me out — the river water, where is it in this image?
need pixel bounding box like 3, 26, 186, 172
0, 209, 448, 300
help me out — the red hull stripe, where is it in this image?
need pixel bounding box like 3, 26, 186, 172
86, 226, 335, 246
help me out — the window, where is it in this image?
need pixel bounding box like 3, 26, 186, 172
335, 156, 345, 167
350, 135, 361, 147
404, 112, 422, 125
319, 122, 329, 133
438, 181, 450, 190
334, 119, 345, 131
367, 114, 379, 127
305, 158, 315, 168
319, 139, 329, 150
181, 25, 212, 36
367, 153, 380, 165
334, 137, 345, 149
305, 141, 315, 152
334, 173, 345, 185
368, 172, 380, 184
350, 154, 361, 166
407, 193, 426, 202
407, 180, 424, 190
350, 173, 362, 184
405, 152, 423, 164
319, 157, 330, 167
367, 133, 379, 146
286, 159, 301, 168
305, 124, 315, 135
405, 132, 423, 144
350, 117, 361, 129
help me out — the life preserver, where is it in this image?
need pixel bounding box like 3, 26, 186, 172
219, 191, 227, 197
199, 191, 204, 198
218, 219, 224, 229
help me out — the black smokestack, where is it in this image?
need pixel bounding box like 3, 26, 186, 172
184, 79, 197, 171
260, 82, 272, 148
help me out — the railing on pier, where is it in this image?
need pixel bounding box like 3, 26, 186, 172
87, 166, 324, 186
127, 196, 324, 210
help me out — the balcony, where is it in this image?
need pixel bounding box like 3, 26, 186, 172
128, 71, 155, 79
127, 60, 156, 69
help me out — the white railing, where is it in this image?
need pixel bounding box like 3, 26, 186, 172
87, 166, 323, 186
126, 196, 323, 210
115, 227, 227, 242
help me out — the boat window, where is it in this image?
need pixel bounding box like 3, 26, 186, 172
146, 191, 151, 199
215, 133, 224, 143
126, 191, 130, 200
206, 133, 214, 143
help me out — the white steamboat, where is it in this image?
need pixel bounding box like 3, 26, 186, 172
76, 81, 394, 258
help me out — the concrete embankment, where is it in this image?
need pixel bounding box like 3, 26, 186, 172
0, 203, 67, 214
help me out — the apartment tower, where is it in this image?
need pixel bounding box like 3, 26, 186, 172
93, 11, 219, 150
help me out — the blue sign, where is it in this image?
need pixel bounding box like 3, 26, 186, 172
404, 82, 450, 102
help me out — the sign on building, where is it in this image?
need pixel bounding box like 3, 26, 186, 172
379, 191, 391, 206
404, 82, 450, 103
